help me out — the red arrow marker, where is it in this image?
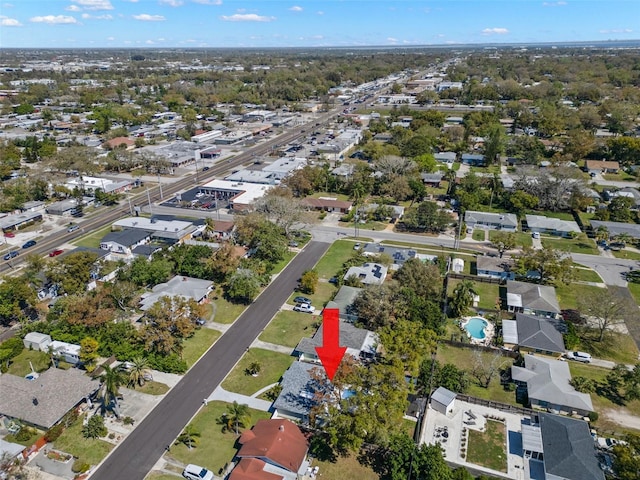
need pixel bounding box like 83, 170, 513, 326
315, 308, 347, 381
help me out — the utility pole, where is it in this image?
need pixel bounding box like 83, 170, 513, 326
146, 187, 153, 216
157, 172, 163, 200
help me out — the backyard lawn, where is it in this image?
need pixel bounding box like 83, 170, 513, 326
73, 224, 112, 248
311, 453, 379, 480
182, 327, 222, 368
259, 310, 321, 348
54, 414, 114, 467
447, 278, 501, 312
541, 234, 598, 255
220, 348, 294, 396
169, 401, 271, 475
554, 283, 605, 310
313, 240, 359, 280
467, 419, 508, 472
7, 349, 51, 376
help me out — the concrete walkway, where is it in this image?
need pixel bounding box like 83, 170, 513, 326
207, 386, 272, 412
251, 339, 294, 355
205, 321, 232, 333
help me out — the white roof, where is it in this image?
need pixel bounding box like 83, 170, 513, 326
113, 217, 194, 234
525, 215, 581, 234
522, 424, 543, 453
200, 179, 271, 205
431, 386, 456, 406
507, 293, 522, 308
50, 340, 80, 356
24, 332, 52, 343
502, 320, 518, 344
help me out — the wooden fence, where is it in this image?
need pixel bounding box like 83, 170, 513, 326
455, 393, 536, 417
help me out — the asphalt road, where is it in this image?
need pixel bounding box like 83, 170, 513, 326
89, 240, 330, 480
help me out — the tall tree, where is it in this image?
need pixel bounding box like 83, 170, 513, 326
221, 401, 251, 435
449, 280, 475, 318
578, 288, 633, 342
515, 247, 574, 285
127, 356, 151, 388
99, 364, 126, 417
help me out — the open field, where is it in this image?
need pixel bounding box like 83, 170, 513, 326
220, 348, 294, 396
313, 240, 358, 279
574, 329, 639, 365
259, 310, 320, 348
169, 401, 271, 475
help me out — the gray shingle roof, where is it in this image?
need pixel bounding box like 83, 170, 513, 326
539, 413, 605, 480
101, 228, 152, 247
507, 280, 560, 314
294, 321, 377, 357
591, 220, 640, 239
273, 362, 327, 418
525, 215, 581, 234
464, 211, 518, 229
511, 355, 593, 413
139, 275, 213, 311
515, 313, 565, 353
431, 386, 456, 407
0, 368, 99, 429
325, 285, 362, 314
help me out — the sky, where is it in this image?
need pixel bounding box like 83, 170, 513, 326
0, 0, 638, 49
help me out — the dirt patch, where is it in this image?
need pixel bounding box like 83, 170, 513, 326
601, 407, 640, 431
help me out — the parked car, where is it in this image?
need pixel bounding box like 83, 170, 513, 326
67, 224, 80, 233
22, 240, 37, 249
288, 241, 299, 247
293, 303, 316, 314
3, 251, 18, 261
294, 296, 312, 305
3, 231, 15, 238
532, 232, 541, 239
565, 351, 592, 363
183, 464, 214, 480
49, 249, 64, 257
353, 242, 361, 250
597, 437, 627, 450
202, 166, 210, 171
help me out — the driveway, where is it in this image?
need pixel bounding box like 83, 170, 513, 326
89, 241, 330, 480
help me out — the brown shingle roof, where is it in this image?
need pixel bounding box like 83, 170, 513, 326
237, 419, 308, 473
585, 160, 619, 170
228, 458, 282, 480
302, 198, 353, 210
103, 136, 135, 149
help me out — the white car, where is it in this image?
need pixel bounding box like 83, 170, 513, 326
183, 464, 214, 480
566, 351, 592, 363
293, 303, 316, 314
597, 437, 627, 450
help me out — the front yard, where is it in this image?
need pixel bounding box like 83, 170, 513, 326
466, 419, 508, 472
554, 283, 605, 310
53, 414, 114, 467
259, 310, 321, 348
541, 234, 598, 255
313, 240, 359, 280
220, 348, 294, 396
182, 327, 222, 368
611, 249, 640, 261
210, 287, 249, 324
73, 224, 112, 249
169, 401, 271, 476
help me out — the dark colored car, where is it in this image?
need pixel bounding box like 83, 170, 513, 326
202, 166, 210, 171
293, 296, 312, 304
22, 240, 37, 249
3, 251, 18, 261
49, 249, 64, 257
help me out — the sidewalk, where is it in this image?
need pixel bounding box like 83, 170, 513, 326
207, 386, 272, 412
251, 339, 294, 355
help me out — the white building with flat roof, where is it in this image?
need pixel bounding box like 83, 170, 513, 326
199, 179, 271, 211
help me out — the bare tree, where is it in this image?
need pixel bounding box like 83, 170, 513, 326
470, 350, 506, 389
578, 288, 633, 342
254, 188, 310, 236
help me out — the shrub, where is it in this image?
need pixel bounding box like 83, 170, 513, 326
265, 384, 283, 401
72, 460, 91, 473
123, 416, 134, 426
16, 426, 35, 442
588, 411, 599, 422
82, 415, 107, 439
45, 424, 65, 442
299, 269, 319, 294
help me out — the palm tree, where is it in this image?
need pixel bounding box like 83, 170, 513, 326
221, 401, 251, 435
203, 217, 216, 240
450, 280, 476, 318
127, 356, 151, 388
99, 364, 126, 418
595, 226, 610, 244
175, 424, 201, 449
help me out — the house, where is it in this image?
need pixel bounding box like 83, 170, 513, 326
272, 361, 326, 423
102, 136, 135, 150
0, 368, 99, 429
476, 256, 515, 280
112, 217, 198, 244
531, 413, 605, 480
205, 220, 235, 240
461, 154, 486, 166
590, 220, 640, 240
525, 215, 581, 238
49, 340, 81, 365
464, 211, 518, 231
139, 275, 213, 311
100, 229, 152, 255
511, 354, 593, 416
362, 203, 405, 221
430, 387, 456, 417
343, 263, 387, 285
584, 160, 620, 174
0, 439, 25, 464
421, 172, 444, 187
131, 244, 163, 259
434, 152, 456, 164
23, 332, 52, 351
324, 285, 362, 322
302, 197, 353, 213
505, 281, 561, 318
294, 321, 378, 364
502, 313, 565, 355
362, 243, 420, 266
231, 419, 309, 480
616, 187, 640, 209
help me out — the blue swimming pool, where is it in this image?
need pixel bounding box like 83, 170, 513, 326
464, 317, 488, 340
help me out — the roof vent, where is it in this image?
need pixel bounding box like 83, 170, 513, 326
279, 424, 285, 431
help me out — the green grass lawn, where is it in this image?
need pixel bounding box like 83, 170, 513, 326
603, 172, 637, 182
436, 344, 517, 405
466, 419, 508, 472
145, 474, 181, 480
472, 230, 485, 241
542, 234, 598, 255
309, 191, 350, 201
271, 250, 296, 274
488, 230, 533, 248
54, 415, 113, 467
313, 240, 359, 280
7, 350, 51, 376
574, 329, 639, 365
611, 249, 640, 261
4, 427, 43, 447
210, 288, 248, 324
259, 310, 321, 348
554, 283, 605, 310
447, 278, 501, 312
338, 220, 389, 231
169, 401, 271, 475
532, 211, 575, 221
288, 281, 337, 308
572, 267, 603, 283
73, 224, 113, 248
182, 328, 222, 368
628, 282, 640, 305
220, 348, 294, 396
134, 381, 170, 395
311, 453, 379, 480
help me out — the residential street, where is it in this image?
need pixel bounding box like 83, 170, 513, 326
89, 240, 330, 480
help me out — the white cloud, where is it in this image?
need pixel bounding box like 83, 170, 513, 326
30, 15, 78, 24
289, 5, 302, 12
81, 13, 113, 19
220, 13, 275, 22
192, 0, 222, 4
107, 36, 115, 40
70, 0, 114, 10
66, 4, 82, 11
0, 15, 22, 26
159, 0, 183, 6
3, 3, 14, 7
599, 28, 633, 34
387, 37, 398, 43
316, 11, 323, 15
482, 27, 509, 35
133, 13, 166, 21
543, 1, 567, 6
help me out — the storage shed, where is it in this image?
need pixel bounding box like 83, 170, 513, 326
23, 332, 52, 352
430, 386, 456, 416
